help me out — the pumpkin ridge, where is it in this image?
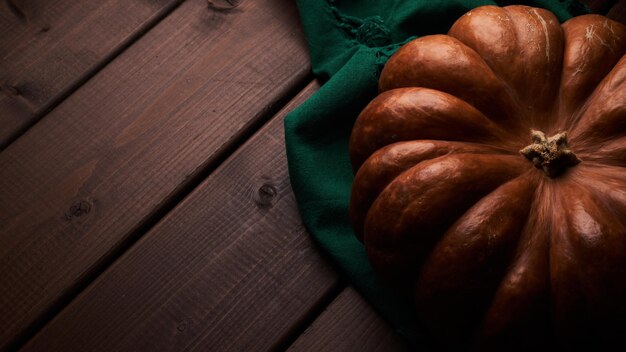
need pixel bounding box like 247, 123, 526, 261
448, 5, 566, 130
349, 87, 520, 169
363, 153, 528, 286
447, 32, 527, 129
350, 140, 515, 241
560, 72, 622, 136
503, 6, 565, 118
477, 174, 552, 347
414, 172, 539, 348
448, 6, 527, 127
390, 154, 526, 236
571, 136, 626, 168
570, 56, 626, 144
568, 164, 626, 225
378, 34, 520, 125
558, 15, 626, 130
550, 181, 626, 348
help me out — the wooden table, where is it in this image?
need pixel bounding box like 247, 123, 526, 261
1, 1, 624, 351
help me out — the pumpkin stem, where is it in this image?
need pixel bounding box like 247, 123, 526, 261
520, 130, 581, 177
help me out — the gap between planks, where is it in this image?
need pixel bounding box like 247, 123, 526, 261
3, 0, 622, 351
0, 0, 185, 149
287, 286, 409, 352
0, 1, 620, 151
21, 80, 347, 352
0, 0, 311, 350
7, 78, 315, 352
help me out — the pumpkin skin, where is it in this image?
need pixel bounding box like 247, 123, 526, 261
349, 5, 626, 351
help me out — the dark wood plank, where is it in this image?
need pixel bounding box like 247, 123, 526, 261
607, 0, 626, 23
0, 0, 184, 148
20, 81, 340, 352
288, 286, 408, 352
0, 0, 310, 349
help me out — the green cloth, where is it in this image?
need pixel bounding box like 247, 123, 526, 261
284, 0, 588, 348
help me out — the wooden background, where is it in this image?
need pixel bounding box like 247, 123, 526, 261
1, 0, 624, 351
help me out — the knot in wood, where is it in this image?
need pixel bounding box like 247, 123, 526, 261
69, 200, 91, 218
255, 183, 277, 207
520, 130, 581, 177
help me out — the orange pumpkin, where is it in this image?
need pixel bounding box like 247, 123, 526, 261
349, 5, 626, 350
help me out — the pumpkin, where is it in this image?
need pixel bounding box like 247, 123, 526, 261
349, 5, 626, 350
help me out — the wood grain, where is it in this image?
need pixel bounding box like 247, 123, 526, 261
0, 0, 184, 148
0, 0, 310, 349
20, 81, 341, 352
288, 286, 408, 352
